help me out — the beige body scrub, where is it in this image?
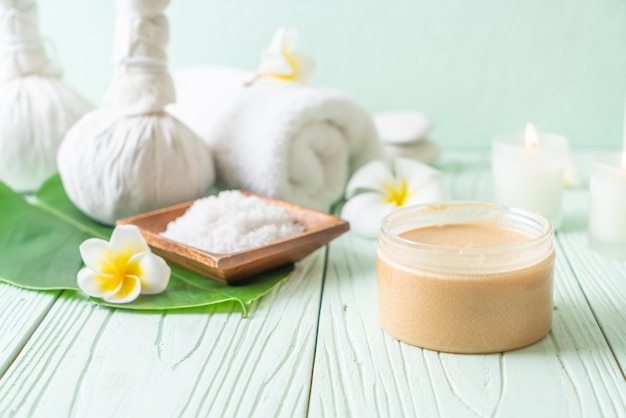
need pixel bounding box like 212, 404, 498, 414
377, 202, 555, 354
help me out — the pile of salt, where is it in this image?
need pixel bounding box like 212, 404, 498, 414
161, 191, 305, 254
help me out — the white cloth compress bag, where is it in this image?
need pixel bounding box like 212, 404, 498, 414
0, 0, 92, 192
57, 0, 215, 225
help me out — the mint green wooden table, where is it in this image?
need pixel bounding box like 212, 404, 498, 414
0, 151, 625, 417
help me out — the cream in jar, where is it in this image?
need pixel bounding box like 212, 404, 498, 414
377, 202, 555, 354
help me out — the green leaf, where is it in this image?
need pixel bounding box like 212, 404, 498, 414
0, 176, 292, 315
0, 181, 86, 289
96, 264, 293, 316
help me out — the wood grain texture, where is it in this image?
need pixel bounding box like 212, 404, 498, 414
557, 186, 626, 373
1, 151, 625, 418
0, 284, 59, 377
0, 251, 326, 418
309, 233, 626, 417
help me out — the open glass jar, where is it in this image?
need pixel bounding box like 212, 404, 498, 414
377, 202, 555, 354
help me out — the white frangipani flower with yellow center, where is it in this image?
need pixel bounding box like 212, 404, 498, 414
341, 158, 449, 237
253, 27, 314, 83
77, 225, 171, 304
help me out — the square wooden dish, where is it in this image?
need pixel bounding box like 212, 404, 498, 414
116, 192, 350, 285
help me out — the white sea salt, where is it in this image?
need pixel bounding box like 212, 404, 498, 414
160, 190, 305, 253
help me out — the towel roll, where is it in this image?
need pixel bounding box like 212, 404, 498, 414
168, 66, 383, 212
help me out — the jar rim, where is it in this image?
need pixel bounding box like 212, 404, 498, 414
382, 201, 552, 246
379, 201, 554, 273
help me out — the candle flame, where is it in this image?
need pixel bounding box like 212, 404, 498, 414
525, 123, 539, 148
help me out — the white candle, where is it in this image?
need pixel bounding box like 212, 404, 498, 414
588, 151, 626, 259
491, 123, 568, 229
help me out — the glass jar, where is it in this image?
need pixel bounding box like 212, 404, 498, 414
377, 202, 555, 354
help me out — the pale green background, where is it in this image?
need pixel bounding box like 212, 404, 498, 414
39, 0, 626, 150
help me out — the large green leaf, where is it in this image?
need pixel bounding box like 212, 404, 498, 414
0, 182, 84, 289
0, 176, 292, 316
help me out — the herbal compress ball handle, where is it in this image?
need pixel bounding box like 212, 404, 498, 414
0, 0, 59, 80
106, 0, 175, 115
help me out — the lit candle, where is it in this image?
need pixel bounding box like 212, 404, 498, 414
492, 123, 569, 229
588, 151, 626, 259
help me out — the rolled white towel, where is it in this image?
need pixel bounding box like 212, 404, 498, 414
168, 66, 383, 212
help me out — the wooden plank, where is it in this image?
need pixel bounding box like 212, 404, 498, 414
0, 284, 59, 377
0, 251, 326, 418
309, 232, 626, 417
557, 185, 626, 372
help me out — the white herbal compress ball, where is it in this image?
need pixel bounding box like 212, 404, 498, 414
57, 0, 215, 225
0, 0, 92, 192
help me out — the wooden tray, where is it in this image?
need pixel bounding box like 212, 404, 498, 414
116, 192, 350, 284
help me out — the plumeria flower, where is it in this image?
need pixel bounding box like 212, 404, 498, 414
341, 158, 449, 237
247, 28, 314, 85
77, 225, 171, 304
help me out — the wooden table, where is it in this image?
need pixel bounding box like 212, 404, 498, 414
0, 151, 625, 417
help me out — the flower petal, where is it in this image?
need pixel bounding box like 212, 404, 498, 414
77, 267, 122, 298
129, 252, 171, 295
109, 225, 149, 260
405, 179, 449, 206
393, 158, 441, 188
283, 28, 298, 51
255, 28, 314, 83
345, 160, 395, 196
259, 52, 293, 76
267, 27, 287, 54
103, 275, 142, 304
79, 238, 112, 273
341, 192, 393, 238
291, 52, 315, 81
